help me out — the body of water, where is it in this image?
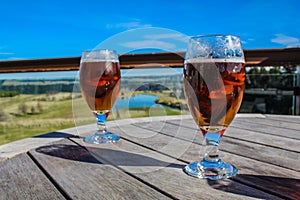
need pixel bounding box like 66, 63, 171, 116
114, 94, 161, 110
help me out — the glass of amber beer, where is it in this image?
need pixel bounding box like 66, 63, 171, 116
79, 49, 121, 144
183, 35, 245, 180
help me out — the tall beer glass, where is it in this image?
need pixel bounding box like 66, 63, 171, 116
183, 35, 245, 180
80, 49, 121, 144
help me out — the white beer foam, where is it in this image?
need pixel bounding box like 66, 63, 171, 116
185, 57, 245, 63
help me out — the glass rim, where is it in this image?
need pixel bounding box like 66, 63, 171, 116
190, 34, 240, 40
80, 49, 119, 62
82, 49, 117, 54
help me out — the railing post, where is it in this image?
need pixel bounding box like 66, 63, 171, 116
296, 66, 300, 115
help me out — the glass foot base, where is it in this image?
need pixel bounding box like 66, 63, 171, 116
183, 159, 237, 180
84, 132, 120, 144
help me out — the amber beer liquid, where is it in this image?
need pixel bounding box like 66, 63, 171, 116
80, 61, 121, 112
184, 58, 245, 136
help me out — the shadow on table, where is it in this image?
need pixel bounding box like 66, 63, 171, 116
208, 174, 300, 200
34, 143, 300, 199
35, 143, 184, 169
33, 131, 77, 139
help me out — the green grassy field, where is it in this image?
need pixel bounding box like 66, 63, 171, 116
0, 92, 186, 145
0, 93, 76, 145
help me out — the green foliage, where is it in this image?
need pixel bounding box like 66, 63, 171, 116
37, 102, 43, 112
246, 66, 296, 89
19, 102, 29, 115
269, 67, 281, 74
0, 91, 19, 97
0, 109, 8, 121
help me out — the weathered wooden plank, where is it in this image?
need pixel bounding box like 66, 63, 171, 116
225, 126, 300, 153
185, 141, 300, 200
1, 115, 297, 200
134, 119, 300, 153
131, 115, 300, 199
0, 153, 65, 200
238, 116, 300, 130
29, 139, 171, 200
230, 120, 300, 140
167, 116, 300, 140
72, 137, 283, 200
0, 131, 76, 161
165, 116, 300, 153
264, 114, 300, 124
133, 120, 300, 171
221, 137, 300, 171
120, 121, 300, 171
104, 122, 299, 199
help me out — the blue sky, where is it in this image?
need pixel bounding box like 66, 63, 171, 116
0, 0, 299, 60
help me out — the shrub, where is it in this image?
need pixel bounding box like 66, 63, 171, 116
19, 102, 28, 115
0, 109, 8, 121
37, 102, 44, 113
0, 91, 20, 97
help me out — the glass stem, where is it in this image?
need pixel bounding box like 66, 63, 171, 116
95, 112, 107, 134
202, 132, 221, 162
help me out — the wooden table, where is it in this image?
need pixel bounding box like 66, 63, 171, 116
1, 114, 299, 200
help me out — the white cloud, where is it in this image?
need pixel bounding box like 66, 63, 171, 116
271, 34, 300, 47
241, 38, 255, 45
97, 27, 188, 54
0, 52, 17, 61
121, 40, 176, 49
135, 33, 188, 51
0, 46, 15, 58
106, 21, 152, 30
